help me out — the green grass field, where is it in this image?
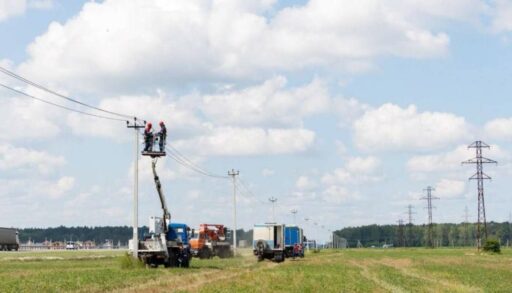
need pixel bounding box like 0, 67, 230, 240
0, 248, 511, 292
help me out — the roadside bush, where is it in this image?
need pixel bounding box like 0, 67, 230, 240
119, 253, 145, 269
483, 238, 501, 254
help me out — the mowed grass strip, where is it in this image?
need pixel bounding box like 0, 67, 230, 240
1, 248, 511, 292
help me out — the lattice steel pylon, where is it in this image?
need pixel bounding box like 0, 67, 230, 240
421, 186, 439, 248
406, 205, 416, 247
397, 219, 405, 247
462, 141, 497, 250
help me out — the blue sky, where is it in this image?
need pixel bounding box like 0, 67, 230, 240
1, 0, 512, 242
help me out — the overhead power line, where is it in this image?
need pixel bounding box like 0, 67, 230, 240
0, 66, 134, 120
0, 83, 126, 122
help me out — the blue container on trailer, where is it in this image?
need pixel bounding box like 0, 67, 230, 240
284, 226, 302, 247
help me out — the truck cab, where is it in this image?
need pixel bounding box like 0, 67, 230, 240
167, 223, 190, 246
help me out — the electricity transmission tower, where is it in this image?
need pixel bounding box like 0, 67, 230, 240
406, 205, 416, 246
421, 186, 439, 248
228, 169, 240, 256
397, 219, 405, 247
462, 141, 497, 250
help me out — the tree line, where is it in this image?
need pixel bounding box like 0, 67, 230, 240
18, 226, 253, 245
334, 222, 512, 248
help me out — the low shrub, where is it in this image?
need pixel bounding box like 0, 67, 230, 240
119, 253, 145, 269
483, 238, 501, 254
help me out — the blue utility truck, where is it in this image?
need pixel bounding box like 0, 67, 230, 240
129, 159, 191, 268
284, 225, 304, 258
252, 223, 285, 262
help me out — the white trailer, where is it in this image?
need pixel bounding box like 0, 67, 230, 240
252, 223, 285, 262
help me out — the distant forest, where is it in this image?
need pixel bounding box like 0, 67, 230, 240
335, 222, 512, 248
18, 226, 253, 245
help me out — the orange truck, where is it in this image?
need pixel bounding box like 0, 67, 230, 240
190, 224, 233, 259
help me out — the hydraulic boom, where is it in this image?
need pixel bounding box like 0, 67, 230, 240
152, 158, 170, 234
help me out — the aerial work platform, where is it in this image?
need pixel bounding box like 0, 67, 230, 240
141, 151, 166, 158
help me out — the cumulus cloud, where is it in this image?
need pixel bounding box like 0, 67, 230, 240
322, 156, 382, 185
0, 0, 26, 22
173, 127, 315, 156
47, 176, 75, 199
353, 104, 470, 152
484, 117, 512, 141
261, 168, 275, 177
201, 76, 330, 127
322, 185, 353, 204
17, 0, 468, 92
67, 93, 203, 142
491, 0, 512, 32
408, 144, 508, 176
435, 178, 466, 199
295, 175, 317, 191
0, 144, 65, 174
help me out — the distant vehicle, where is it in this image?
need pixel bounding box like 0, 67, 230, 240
253, 223, 285, 262
65, 241, 78, 250
284, 226, 305, 258
0, 227, 19, 251
382, 244, 394, 248
190, 224, 233, 259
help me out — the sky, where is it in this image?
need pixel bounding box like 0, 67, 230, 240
1, 0, 512, 243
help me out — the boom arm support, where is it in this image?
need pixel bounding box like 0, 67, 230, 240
152, 158, 170, 233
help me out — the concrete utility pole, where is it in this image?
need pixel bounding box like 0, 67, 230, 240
228, 169, 239, 256
421, 186, 439, 248
291, 209, 298, 225
462, 141, 497, 250
127, 118, 145, 258
269, 197, 278, 222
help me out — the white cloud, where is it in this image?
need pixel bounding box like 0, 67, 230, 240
435, 178, 466, 198
0, 0, 26, 22
174, 126, 315, 156
261, 168, 275, 177
201, 76, 330, 127
295, 175, 317, 191
407, 144, 508, 176
345, 156, 381, 174
47, 176, 75, 199
322, 185, 353, 204
407, 145, 472, 174
0, 144, 66, 174
353, 103, 470, 152
0, 92, 62, 141
18, 0, 464, 92
67, 93, 203, 142
491, 0, 512, 33
321, 156, 382, 186
484, 117, 512, 141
